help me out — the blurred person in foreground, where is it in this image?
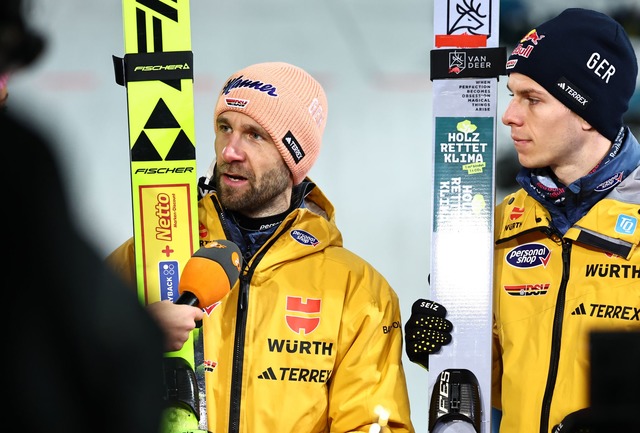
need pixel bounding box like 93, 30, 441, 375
1, 72, 9, 107
405, 8, 639, 433
3, 1, 165, 432
107, 61, 415, 433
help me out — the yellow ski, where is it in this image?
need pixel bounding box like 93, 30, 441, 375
113, 0, 202, 431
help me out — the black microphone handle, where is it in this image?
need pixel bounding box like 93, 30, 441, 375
175, 291, 199, 306
174, 291, 203, 328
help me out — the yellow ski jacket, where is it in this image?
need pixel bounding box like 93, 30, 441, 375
492, 165, 640, 433
108, 180, 414, 433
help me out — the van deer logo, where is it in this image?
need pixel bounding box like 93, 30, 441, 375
448, 0, 490, 36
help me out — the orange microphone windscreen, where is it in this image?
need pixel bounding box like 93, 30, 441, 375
177, 240, 242, 307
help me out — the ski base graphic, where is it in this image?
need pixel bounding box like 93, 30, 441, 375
115, 0, 202, 431
426, 1, 505, 432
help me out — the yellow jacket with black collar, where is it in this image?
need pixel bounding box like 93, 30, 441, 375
491, 167, 640, 433
107, 181, 414, 433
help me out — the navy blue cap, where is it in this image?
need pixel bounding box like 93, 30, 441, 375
506, 8, 638, 141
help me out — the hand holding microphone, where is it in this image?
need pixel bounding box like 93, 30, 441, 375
147, 300, 204, 352
149, 240, 242, 352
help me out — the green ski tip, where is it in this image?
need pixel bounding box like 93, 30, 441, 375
160, 406, 200, 433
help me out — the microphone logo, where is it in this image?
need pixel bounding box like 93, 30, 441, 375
202, 240, 242, 273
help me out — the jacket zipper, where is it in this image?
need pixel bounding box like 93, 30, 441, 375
228, 274, 250, 433
539, 238, 572, 433
227, 226, 289, 433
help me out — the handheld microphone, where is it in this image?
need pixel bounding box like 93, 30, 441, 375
175, 240, 242, 307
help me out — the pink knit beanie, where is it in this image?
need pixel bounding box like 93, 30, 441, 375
214, 62, 328, 185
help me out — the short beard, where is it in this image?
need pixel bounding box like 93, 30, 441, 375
215, 162, 291, 216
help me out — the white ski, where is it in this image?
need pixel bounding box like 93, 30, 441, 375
413, 1, 505, 432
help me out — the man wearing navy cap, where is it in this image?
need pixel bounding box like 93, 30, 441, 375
403, 6, 638, 433
493, 8, 639, 433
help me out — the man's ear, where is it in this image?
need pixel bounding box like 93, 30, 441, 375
579, 115, 595, 133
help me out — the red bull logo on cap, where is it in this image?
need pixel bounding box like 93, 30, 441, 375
509, 29, 546, 61
520, 29, 545, 45
511, 44, 533, 59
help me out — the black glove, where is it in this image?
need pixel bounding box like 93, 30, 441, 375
551, 408, 594, 433
404, 299, 453, 370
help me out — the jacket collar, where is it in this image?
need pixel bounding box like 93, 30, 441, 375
516, 127, 640, 234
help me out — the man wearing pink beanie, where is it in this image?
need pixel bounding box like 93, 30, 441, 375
108, 62, 415, 433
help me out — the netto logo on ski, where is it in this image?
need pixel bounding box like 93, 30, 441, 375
134, 63, 190, 72
155, 192, 174, 241
571, 302, 639, 321
505, 243, 551, 268
257, 366, 332, 383
504, 283, 550, 297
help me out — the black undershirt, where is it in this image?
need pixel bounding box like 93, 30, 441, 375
230, 209, 289, 232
